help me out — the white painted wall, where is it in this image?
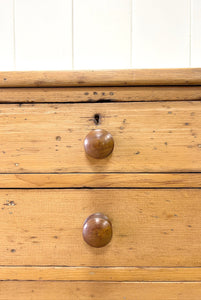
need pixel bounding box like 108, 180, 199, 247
0, 0, 200, 71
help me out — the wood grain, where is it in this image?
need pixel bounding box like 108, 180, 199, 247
1, 69, 201, 87
1, 86, 201, 103
0, 173, 201, 188
2, 267, 201, 281
0, 102, 201, 173
1, 189, 201, 266
82, 213, 113, 248
84, 129, 114, 159
1, 282, 201, 300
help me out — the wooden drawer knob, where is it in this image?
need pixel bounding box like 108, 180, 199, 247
83, 213, 112, 248
84, 129, 114, 159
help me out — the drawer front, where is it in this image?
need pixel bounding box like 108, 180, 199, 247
1, 282, 201, 300
0, 102, 201, 173
1, 189, 201, 266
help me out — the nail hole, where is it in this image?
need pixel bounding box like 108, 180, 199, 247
94, 113, 100, 125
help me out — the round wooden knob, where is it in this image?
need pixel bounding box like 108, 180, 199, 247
83, 213, 112, 248
84, 129, 114, 159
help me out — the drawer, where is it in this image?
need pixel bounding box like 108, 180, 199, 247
1, 189, 201, 267
1, 69, 201, 297
1, 282, 201, 300
0, 101, 201, 173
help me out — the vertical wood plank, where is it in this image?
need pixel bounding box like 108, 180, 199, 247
132, 0, 190, 68
0, 0, 14, 70
73, 0, 132, 70
191, 0, 201, 67
15, 0, 72, 70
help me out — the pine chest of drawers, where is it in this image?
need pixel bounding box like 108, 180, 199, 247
1, 69, 201, 299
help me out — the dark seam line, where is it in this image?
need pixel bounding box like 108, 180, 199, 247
1, 172, 201, 174
0, 187, 201, 190
0, 99, 201, 104
1, 280, 201, 282
1, 84, 201, 88
0, 280, 201, 282
1, 266, 201, 268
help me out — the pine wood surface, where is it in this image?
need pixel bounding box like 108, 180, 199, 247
1, 189, 201, 267
1, 282, 201, 300
1, 69, 200, 291
1, 86, 201, 103
0, 173, 200, 188
0, 102, 200, 173
1, 69, 201, 87
1, 267, 201, 281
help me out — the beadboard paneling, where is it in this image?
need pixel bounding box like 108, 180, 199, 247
132, 0, 190, 68
191, 0, 201, 67
15, 0, 72, 70
73, 0, 132, 69
0, 0, 201, 71
0, 0, 14, 70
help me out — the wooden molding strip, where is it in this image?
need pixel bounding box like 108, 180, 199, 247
0, 173, 201, 188
1, 267, 201, 281
2, 282, 201, 300
1, 86, 201, 103
0, 69, 201, 88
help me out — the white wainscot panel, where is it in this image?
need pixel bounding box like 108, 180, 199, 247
191, 0, 201, 67
132, 0, 190, 68
0, 0, 14, 71
15, 0, 72, 70
73, 0, 132, 70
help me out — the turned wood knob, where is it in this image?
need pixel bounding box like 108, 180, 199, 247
84, 129, 114, 159
82, 213, 112, 248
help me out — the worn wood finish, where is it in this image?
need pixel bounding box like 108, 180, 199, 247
1, 70, 201, 291
1, 189, 201, 266
0, 266, 201, 282
0, 173, 201, 188
84, 129, 114, 159
83, 213, 113, 248
2, 267, 201, 281
1, 69, 201, 87
1, 282, 201, 300
1, 86, 201, 103
0, 102, 201, 173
